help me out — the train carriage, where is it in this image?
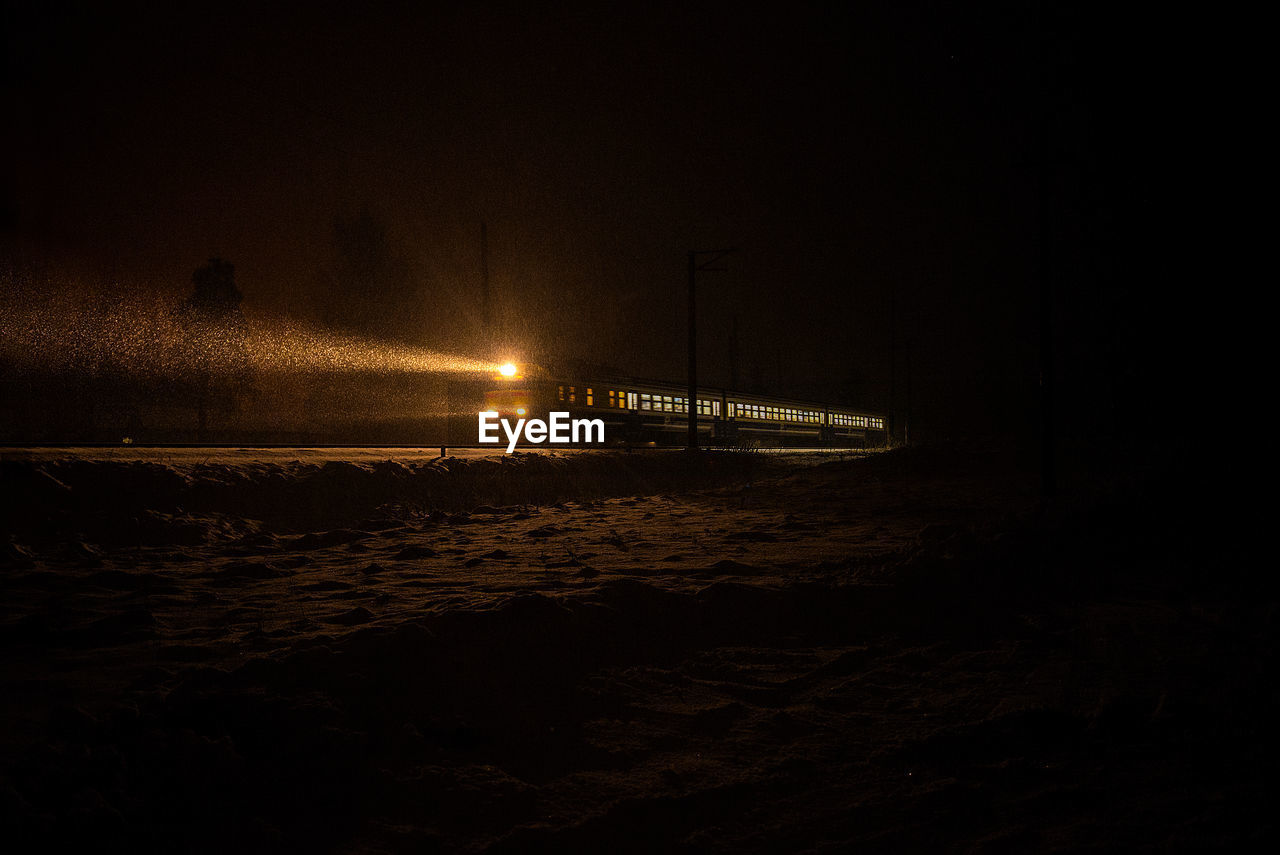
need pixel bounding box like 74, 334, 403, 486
483, 364, 884, 448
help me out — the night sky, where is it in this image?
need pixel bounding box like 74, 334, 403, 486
3, 1, 1181, 444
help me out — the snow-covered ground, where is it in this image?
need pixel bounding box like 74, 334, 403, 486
0, 447, 1270, 852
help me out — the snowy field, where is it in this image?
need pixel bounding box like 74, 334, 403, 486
0, 446, 1271, 852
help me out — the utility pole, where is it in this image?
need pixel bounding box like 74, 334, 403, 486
1037, 0, 1056, 498
687, 248, 736, 451
729, 314, 739, 391
480, 222, 491, 335
889, 294, 897, 447
905, 339, 912, 448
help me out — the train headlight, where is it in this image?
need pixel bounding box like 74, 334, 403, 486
499, 362, 518, 377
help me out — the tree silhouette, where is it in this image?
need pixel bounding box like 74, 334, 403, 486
178, 258, 252, 439
186, 257, 243, 318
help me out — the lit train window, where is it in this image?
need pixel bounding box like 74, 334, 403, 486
727, 402, 735, 417
569, 386, 576, 404
627, 392, 637, 409
662, 395, 673, 412
640, 393, 651, 411
608, 390, 615, 406
558, 385, 565, 401
713, 401, 721, 417
586, 388, 594, 406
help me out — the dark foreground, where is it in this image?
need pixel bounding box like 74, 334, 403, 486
0, 447, 1271, 852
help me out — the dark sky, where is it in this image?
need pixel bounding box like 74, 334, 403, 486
4, 1, 1167, 442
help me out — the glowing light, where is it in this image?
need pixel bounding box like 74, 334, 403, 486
0, 281, 503, 378
499, 362, 518, 377
516, 407, 526, 416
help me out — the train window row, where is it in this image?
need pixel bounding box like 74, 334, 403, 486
728, 402, 823, 424
558, 386, 630, 409
554, 384, 881, 429
637, 393, 721, 417
831, 413, 885, 429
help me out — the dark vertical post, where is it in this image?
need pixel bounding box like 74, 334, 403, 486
889, 294, 897, 447
1039, 163, 1054, 496
688, 250, 698, 451
686, 248, 735, 451
729, 314, 739, 390
905, 339, 913, 448
481, 222, 491, 333
1038, 3, 1055, 498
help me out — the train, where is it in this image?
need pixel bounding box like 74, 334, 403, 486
482, 363, 885, 448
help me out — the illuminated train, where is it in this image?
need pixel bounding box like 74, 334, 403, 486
483, 364, 885, 447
